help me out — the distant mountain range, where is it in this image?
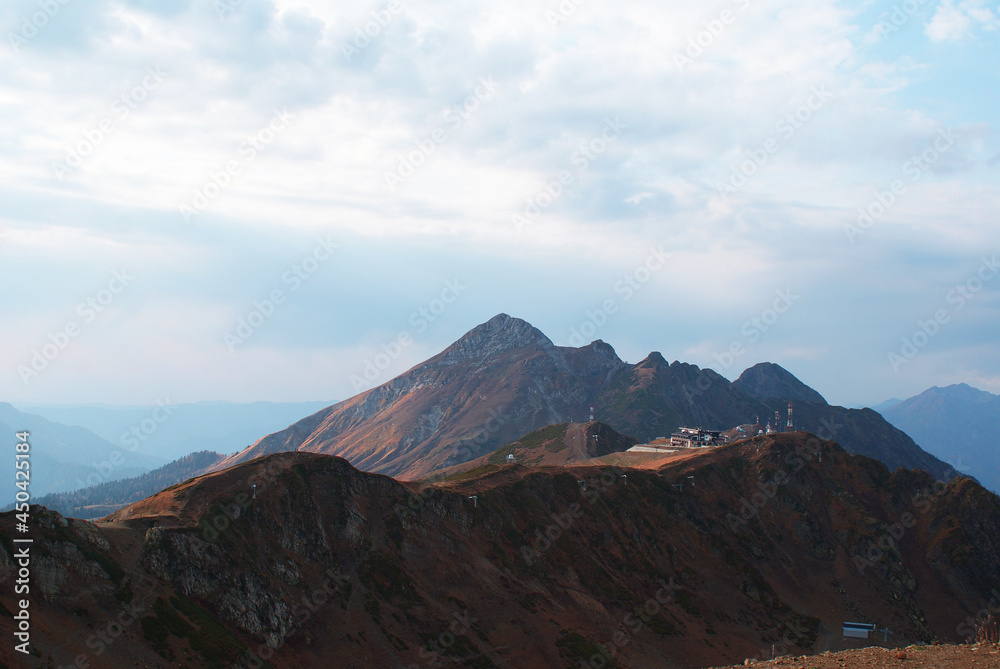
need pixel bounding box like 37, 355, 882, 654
23, 450, 225, 520
877, 383, 1000, 494
0, 403, 163, 504
216, 314, 959, 482
17, 400, 332, 463
869, 398, 902, 413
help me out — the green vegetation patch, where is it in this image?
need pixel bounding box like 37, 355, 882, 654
140, 612, 173, 661
419, 631, 497, 668
488, 424, 569, 464
140, 596, 261, 669
518, 424, 568, 450
444, 464, 500, 482
648, 614, 680, 636
674, 589, 701, 617
170, 596, 252, 669
545, 438, 569, 453
115, 584, 134, 604
556, 630, 617, 667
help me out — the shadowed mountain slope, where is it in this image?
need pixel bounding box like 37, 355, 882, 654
732, 362, 828, 405
4, 432, 998, 669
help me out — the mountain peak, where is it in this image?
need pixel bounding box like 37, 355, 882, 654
639, 351, 668, 366
440, 314, 554, 360
938, 383, 997, 399
732, 362, 828, 405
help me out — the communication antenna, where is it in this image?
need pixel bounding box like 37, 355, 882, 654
774, 411, 780, 432
787, 401, 794, 432
468, 495, 478, 508
589, 404, 595, 422
252, 484, 257, 499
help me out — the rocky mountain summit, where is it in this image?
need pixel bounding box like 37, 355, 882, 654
217, 315, 959, 482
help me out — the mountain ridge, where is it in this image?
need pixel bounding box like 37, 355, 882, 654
5, 431, 998, 668
879, 383, 1000, 494
215, 315, 959, 483
0, 403, 162, 503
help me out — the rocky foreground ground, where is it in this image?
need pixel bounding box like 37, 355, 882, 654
714, 644, 1000, 668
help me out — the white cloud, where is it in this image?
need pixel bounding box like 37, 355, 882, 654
0, 0, 996, 405
626, 191, 653, 205
926, 0, 973, 40
925, 0, 999, 41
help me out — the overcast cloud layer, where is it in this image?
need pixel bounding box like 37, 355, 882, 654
1, 0, 997, 408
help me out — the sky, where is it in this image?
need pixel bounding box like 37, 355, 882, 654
0, 0, 997, 409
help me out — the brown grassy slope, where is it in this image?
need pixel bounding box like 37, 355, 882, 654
2, 433, 999, 669
432, 420, 638, 481
713, 643, 1000, 668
